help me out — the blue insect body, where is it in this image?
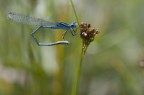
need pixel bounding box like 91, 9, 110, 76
7, 12, 77, 46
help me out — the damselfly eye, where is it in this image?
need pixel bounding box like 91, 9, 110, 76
71, 22, 77, 28
71, 24, 76, 28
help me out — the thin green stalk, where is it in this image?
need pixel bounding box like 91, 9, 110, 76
70, 0, 80, 27
70, 1, 96, 95
71, 54, 82, 95
71, 40, 89, 95
71, 48, 85, 95
70, 1, 82, 95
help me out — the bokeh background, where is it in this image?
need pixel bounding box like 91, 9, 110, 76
0, 0, 144, 95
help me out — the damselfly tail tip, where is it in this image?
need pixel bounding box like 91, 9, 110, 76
57, 41, 69, 45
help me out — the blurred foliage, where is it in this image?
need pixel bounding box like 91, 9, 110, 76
0, 0, 144, 95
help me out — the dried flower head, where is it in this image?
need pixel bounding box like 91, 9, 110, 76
80, 22, 99, 47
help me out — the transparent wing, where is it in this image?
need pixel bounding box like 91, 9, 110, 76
7, 12, 57, 26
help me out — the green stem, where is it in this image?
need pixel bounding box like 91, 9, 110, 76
70, 0, 80, 27
71, 49, 83, 95
70, 0, 84, 95
71, 41, 88, 95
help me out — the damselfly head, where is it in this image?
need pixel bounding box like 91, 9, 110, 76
71, 21, 77, 28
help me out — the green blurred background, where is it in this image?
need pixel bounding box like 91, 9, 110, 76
0, 0, 144, 95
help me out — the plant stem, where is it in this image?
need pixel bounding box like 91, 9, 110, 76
70, 0, 80, 27
71, 41, 88, 95
71, 50, 83, 95
70, 0, 85, 95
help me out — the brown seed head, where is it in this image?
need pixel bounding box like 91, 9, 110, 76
80, 22, 99, 46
